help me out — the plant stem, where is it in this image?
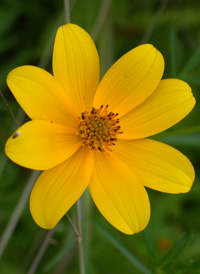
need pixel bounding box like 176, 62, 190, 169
66, 213, 79, 237
91, 0, 112, 42
64, 0, 70, 24
77, 198, 85, 274
0, 171, 40, 259
27, 228, 56, 274
140, 0, 169, 44
20, 229, 46, 273
65, 201, 85, 274
0, 89, 19, 128
63, 1, 85, 272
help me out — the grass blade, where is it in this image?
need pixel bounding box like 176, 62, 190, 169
170, 27, 179, 77
42, 238, 76, 272
179, 46, 200, 77
95, 223, 152, 274
158, 234, 193, 269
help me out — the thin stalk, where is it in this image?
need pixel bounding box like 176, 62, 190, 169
19, 229, 46, 273
83, 189, 94, 274
66, 213, 79, 237
27, 228, 56, 274
65, 203, 85, 274
91, 0, 112, 42
143, 227, 156, 261
62, 2, 85, 272
0, 110, 25, 182
140, 0, 169, 44
53, 215, 77, 274
0, 89, 19, 128
0, 4, 66, 260
64, 0, 70, 24
38, 12, 64, 69
0, 171, 40, 258
77, 198, 85, 274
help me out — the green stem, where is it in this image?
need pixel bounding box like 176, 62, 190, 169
66, 213, 79, 237
27, 228, 56, 274
63, 1, 85, 272
77, 198, 85, 274
91, 0, 112, 42
140, 0, 169, 44
64, 0, 70, 24
0, 171, 40, 259
0, 89, 19, 128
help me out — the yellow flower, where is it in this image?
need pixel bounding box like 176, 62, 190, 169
5, 24, 195, 235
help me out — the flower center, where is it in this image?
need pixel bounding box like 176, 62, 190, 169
77, 105, 122, 152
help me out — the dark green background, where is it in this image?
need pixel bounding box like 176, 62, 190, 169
0, 0, 200, 273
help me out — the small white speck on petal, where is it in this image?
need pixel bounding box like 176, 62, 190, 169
12, 130, 21, 139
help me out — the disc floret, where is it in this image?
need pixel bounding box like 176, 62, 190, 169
77, 105, 122, 152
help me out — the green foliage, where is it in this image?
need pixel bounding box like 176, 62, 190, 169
1, 0, 200, 273
95, 223, 151, 274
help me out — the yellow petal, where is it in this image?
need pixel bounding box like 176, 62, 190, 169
30, 147, 94, 229
113, 139, 195, 193
53, 23, 100, 113
5, 120, 80, 170
93, 44, 164, 117
7, 65, 78, 127
89, 151, 150, 234
119, 79, 196, 139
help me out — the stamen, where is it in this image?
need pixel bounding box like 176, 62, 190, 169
77, 105, 122, 152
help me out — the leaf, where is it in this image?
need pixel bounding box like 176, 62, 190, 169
0, 34, 19, 53
181, 76, 200, 85
143, 226, 156, 260
170, 27, 179, 77
42, 237, 76, 272
179, 46, 200, 77
161, 133, 200, 149
0, 8, 21, 36
158, 234, 193, 269
175, 260, 200, 274
95, 223, 152, 274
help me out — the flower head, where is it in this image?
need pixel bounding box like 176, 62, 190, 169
5, 24, 195, 234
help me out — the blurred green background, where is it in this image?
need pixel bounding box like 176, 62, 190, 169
0, 0, 200, 273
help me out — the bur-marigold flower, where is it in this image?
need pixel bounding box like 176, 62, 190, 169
5, 24, 195, 234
